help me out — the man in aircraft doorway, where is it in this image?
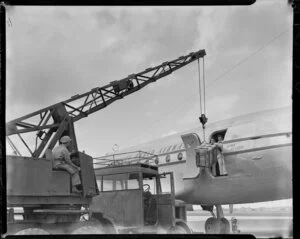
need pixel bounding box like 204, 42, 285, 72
211, 136, 228, 176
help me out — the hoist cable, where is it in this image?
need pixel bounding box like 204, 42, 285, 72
203, 58, 206, 115
197, 58, 203, 114
198, 58, 207, 142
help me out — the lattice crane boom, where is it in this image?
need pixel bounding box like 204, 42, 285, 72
6, 49, 206, 157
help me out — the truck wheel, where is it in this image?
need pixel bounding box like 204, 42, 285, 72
71, 225, 105, 234
15, 228, 50, 235
168, 220, 192, 234
100, 217, 118, 234
91, 214, 117, 234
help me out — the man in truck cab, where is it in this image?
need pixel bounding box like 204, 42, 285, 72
52, 136, 82, 194
143, 184, 157, 225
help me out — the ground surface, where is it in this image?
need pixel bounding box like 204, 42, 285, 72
187, 209, 293, 238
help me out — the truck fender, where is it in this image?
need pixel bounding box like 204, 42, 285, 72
91, 213, 118, 234
172, 219, 193, 234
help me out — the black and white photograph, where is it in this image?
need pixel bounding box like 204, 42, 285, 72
5, 1, 292, 237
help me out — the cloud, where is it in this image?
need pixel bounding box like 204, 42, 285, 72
6, 5, 292, 159
145, 111, 154, 117
193, 3, 292, 73
6, 7, 203, 120
218, 3, 292, 53
7, 8, 129, 115
161, 130, 178, 137
119, 43, 154, 69
177, 94, 239, 127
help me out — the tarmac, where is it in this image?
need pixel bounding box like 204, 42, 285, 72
186, 209, 293, 238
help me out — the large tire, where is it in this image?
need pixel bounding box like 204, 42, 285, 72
15, 228, 50, 235
205, 217, 220, 234
205, 217, 230, 234
71, 225, 105, 234
220, 217, 230, 234
168, 220, 192, 234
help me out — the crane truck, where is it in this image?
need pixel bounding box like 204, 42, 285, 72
5, 49, 206, 235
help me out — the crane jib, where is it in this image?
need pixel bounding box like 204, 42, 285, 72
6, 49, 206, 157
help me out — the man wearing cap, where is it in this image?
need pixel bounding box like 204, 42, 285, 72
52, 136, 82, 194
216, 135, 228, 176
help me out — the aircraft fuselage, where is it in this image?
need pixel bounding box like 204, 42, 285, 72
99, 106, 292, 206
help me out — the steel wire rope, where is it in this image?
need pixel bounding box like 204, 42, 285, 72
203, 57, 206, 115
197, 58, 203, 115
123, 27, 291, 147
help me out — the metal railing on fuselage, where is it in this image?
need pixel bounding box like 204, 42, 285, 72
93, 151, 158, 168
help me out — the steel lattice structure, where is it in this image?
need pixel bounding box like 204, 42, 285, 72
6, 49, 206, 158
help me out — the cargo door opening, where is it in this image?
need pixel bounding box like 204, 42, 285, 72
209, 129, 227, 143
209, 129, 228, 177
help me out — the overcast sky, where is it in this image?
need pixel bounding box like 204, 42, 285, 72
6, 1, 292, 209
6, 1, 292, 156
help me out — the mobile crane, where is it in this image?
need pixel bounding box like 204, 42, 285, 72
6, 49, 206, 235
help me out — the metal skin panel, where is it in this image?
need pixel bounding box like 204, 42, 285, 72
155, 194, 175, 228
181, 133, 201, 179
79, 152, 98, 197
175, 145, 292, 205
50, 171, 70, 195
7, 156, 52, 196
175, 205, 187, 222
110, 107, 292, 208
7, 195, 91, 206
90, 189, 143, 228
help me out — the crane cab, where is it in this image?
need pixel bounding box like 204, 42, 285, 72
7, 151, 98, 204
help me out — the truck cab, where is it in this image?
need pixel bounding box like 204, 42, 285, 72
91, 163, 191, 234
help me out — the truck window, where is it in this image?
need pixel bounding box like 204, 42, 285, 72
100, 173, 140, 192
160, 173, 172, 194
127, 173, 140, 189
143, 174, 157, 195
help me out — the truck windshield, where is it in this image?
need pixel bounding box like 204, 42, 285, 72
97, 172, 140, 192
